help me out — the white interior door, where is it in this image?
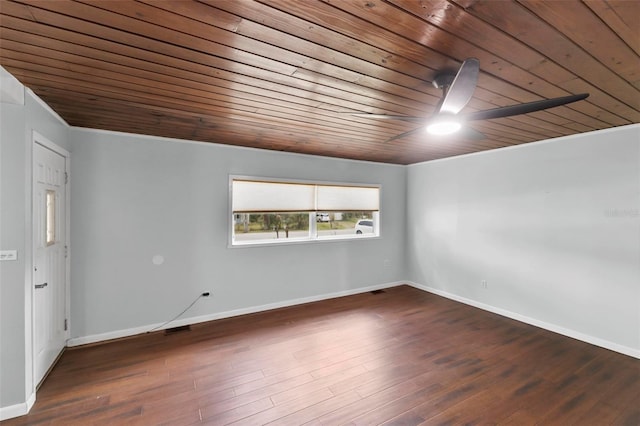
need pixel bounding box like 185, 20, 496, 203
33, 142, 67, 385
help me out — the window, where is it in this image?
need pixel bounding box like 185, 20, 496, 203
316, 212, 375, 238
230, 177, 380, 246
234, 212, 310, 243
45, 189, 56, 246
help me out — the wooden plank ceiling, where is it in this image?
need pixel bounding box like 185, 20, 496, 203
1, 0, 638, 164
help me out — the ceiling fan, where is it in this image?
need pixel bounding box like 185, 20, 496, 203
352, 58, 589, 143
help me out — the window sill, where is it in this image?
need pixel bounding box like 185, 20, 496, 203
229, 234, 380, 248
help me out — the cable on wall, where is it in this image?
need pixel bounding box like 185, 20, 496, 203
147, 292, 210, 333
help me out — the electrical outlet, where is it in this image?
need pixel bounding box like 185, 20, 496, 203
481, 280, 488, 289
384, 259, 391, 268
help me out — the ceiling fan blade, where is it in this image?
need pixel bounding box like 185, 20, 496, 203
350, 113, 424, 122
384, 126, 426, 143
439, 58, 480, 115
463, 93, 589, 121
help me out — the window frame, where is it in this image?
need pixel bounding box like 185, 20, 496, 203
228, 175, 381, 247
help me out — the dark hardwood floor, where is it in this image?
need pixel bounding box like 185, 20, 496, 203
4, 285, 639, 425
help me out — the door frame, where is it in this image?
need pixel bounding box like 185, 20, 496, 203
27, 131, 70, 404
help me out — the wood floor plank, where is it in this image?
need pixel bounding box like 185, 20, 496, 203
4, 285, 638, 425
269, 364, 367, 406
200, 396, 273, 424
347, 384, 445, 425
308, 379, 431, 425
227, 388, 336, 426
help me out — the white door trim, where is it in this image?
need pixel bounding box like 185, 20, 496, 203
27, 131, 70, 408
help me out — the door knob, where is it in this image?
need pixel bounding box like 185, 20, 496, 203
35, 283, 48, 289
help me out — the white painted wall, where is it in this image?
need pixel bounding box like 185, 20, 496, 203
407, 125, 640, 357
1, 89, 69, 416
68, 129, 407, 341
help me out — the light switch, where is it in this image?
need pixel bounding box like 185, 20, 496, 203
0, 250, 18, 261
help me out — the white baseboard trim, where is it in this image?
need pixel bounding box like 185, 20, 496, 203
408, 281, 640, 359
0, 391, 35, 421
67, 281, 405, 347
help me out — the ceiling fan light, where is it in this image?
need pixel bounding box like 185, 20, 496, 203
426, 117, 462, 135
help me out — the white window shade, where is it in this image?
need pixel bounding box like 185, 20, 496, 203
232, 179, 379, 213
232, 180, 316, 212
316, 185, 379, 211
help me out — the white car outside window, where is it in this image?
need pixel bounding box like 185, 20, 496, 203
355, 219, 374, 234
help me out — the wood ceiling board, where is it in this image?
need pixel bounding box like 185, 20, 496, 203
451, 0, 640, 110
519, 0, 639, 82
0, 18, 418, 119
1, 0, 637, 164
26, 0, 439, 110
582, 0, 639, 57
391, 0, 639, 123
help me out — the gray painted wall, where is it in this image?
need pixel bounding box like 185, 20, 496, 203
0, 98, 27, 410
0, 91, 69, 410
407, 125, 640, 354
68, 129, 407, 339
